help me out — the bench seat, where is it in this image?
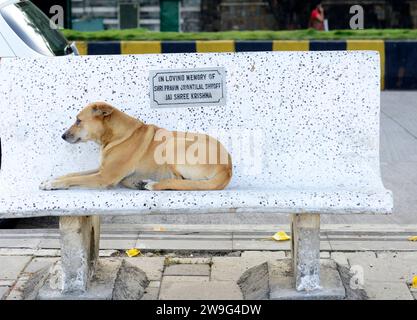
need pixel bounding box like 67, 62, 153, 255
0, 51, 393, 296
0, 188, 392, 218
0, 52, 393, 219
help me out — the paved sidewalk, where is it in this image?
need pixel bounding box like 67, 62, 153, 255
0, 224, 416, 300
0, 250, 416, 300
2, 224, 417, 252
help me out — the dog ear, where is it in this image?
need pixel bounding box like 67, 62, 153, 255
92, 102, 113, 117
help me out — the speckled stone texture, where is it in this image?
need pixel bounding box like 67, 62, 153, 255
0, 52, 392, 217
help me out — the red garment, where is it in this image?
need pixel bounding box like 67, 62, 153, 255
309, 8, 324, 30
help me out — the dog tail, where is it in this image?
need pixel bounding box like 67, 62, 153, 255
150, 166, 232, 191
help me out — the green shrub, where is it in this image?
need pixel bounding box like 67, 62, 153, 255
62, 28, 417, 41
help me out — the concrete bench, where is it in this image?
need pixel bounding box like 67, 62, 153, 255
0, 51, 393, 299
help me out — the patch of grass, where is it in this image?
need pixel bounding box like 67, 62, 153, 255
62, 28, 417, 41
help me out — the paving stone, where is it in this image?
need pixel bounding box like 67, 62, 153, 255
0, 249, 35, 256
124, 257, 164, 281
164, 264, 210, 276
331, 252, 349, 267
344, 251, 376, 260
342, 251, 417, 299
99, 250, 119, 257
126, 273, 161, 299
100, 239, 137, 250
162, 276, 210, 282
23, 257, 58, 274
233, 238, 332, 251
0, 280, 14, 286
226, 251, 241, 257
0, 286, 10, 300
0, 238, 41, 249
166, 257, 212, 264
148, 281, 161, 288
211, 257, 243, 281
242, 251, 287, 270
320, 251, 330, 258
346, 251, 417, 282
6, 275, 30, 300
212, 252, 288, 282
377, 251, 417, 260
365, 281, 414, 300
37, 238, 60, 249
328, 239, 417, 251
34, 249, 60, 257
0, 256, 32, 280
319, 239, 333, 251
159, 281, 243, 300
136, 239, 233, 251
141, 287, 159, 300
138, 233, 231, 240
241, 251, 286, 260
233, 239, 290, 251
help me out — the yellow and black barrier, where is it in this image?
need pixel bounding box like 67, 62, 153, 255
75, 40, 417, 90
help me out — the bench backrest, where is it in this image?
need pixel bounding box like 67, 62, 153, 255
0, 51, 385, 193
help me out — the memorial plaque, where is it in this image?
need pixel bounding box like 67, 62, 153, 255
150, 68, 226, 108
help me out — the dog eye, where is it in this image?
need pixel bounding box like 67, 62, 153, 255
75, 119, 81, 125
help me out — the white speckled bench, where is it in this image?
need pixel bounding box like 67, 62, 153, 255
0, 52, 392, 298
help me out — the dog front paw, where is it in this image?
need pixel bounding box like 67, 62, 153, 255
39, 179, 62, 191
143, 180, 157, 191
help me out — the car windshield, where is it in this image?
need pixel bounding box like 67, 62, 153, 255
0, 0, 69, 56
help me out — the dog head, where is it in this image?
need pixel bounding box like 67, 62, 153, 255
62, 102, 114, 144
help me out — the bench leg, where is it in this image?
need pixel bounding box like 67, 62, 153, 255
59, 216, 100, 293
291, 213, 321, 291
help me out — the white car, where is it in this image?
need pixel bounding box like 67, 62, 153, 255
0, 0, 78, 58
0, 0, 77, 227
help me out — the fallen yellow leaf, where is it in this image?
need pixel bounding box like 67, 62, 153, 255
412, 276, 417, 289
408, 236, 417, 241
153, 226, 166, 232
271, 231, 291, 241
126, 248, 141, 257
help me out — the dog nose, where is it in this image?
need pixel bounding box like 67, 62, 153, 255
61, 133, 67, 140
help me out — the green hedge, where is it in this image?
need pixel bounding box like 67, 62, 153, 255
62, 29, 417, 41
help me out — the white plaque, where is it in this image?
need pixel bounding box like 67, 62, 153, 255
150, 68, 226, 108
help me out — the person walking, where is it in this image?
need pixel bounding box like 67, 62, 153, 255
309, 2, 325, 30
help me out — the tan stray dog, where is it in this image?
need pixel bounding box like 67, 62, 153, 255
40, 102, 232, 191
